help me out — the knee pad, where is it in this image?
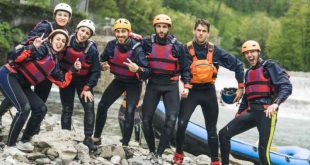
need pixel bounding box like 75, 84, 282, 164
84, 102, 94, 112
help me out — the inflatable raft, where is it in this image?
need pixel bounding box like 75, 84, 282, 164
153, 101, 310, 165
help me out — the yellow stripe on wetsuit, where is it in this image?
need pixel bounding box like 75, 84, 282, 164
266, 112, 277, 165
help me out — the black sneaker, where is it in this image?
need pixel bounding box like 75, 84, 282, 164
93, 137, 101, 145
123, 146, 134, 159
83, 137, 97, 152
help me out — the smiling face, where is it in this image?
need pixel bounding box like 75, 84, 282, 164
154, 23, 169, 39
194, 24, 209, 44
51, 33, 67, 52
55, 11, 70, 27
76, 27, 92, 43
244, 50, 260, 66
115, 28, 129, 44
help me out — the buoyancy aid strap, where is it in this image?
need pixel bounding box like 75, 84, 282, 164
206, 42, 214, 63
132, 42, 141, 50
84, 41, 94, 54
186, 41, 197, 61
48, 21, 54, 31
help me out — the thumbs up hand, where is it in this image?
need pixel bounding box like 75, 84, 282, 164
74, 58, 82, 70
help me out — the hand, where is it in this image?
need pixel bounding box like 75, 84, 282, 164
233, 88, 244, 103
129, 32, 143, 40
123, 58, 139, 72
33, 34, 47, 49
80, 90, 94, 102
74, 58, 82, 70
264, 103, 278, 118
15, 44, 23, 50
100, 61, 110, 71
181, 88, 189, 98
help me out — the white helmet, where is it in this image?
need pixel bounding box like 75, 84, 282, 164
76, 19, 96, 35
54, 3, 72, 18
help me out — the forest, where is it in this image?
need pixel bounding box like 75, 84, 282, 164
0, 0, 309, 71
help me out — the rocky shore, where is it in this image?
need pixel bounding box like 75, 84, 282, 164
0, 94, 251, 165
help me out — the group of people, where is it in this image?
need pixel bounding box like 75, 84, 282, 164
0, 2, 292, 165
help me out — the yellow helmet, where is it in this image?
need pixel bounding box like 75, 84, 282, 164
113, 18, 131, 32
241, 40, 261, 53
153, 14, 172, 27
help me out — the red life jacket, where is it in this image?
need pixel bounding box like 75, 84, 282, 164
17, 52, 56, 85
62, 35, 93, 76
108, 42, 141, 79
147, 36, 179, 75
245, 61, 274, 100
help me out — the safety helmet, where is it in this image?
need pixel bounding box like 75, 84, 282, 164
48, 29, 69, 45
221, 87, 237, 104
76, 19, 96, 35
153, 14, 172, 27
113, 18, 131, 32
241, 40, 261, 53
54, 3, 72, 18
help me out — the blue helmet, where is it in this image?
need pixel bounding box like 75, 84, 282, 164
221, 87, 237, 104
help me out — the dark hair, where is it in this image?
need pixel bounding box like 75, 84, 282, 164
194, 19, 210, 32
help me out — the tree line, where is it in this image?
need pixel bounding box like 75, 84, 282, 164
1, 0, 309, 71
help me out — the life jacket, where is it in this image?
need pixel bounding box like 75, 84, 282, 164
245, 60, 275, 100
62, 35, 93, 76
147, 35, 179, 75
187, 41, 218, 84
17, 47, 56, 85
108, 42, 141, 79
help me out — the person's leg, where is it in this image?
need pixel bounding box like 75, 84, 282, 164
218, 111, 256, 165
256, 110, 277, 165
156, 83, 180, 156
142, 82, 162, 153
0, 98, 13, 129
60, 83, 75, 130
201, 87, 220, 162
21, 88, 46, 142
0, 68, 31, 146
34, 79, 53, 103
122, 82, 141, 146
175, 89, 198, 153
94, 79, 124, 139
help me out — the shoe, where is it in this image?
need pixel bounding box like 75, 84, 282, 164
153, 154, 164, 165
144, 152, 155, 160
173, 152, 184, 165
83, 137, 97, 152
123, 146, 134, 159
16, 141, 34, 152
92, 137, 101, 145
211, 161, 221, 165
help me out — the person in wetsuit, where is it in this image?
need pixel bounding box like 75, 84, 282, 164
219, 40, 292, 165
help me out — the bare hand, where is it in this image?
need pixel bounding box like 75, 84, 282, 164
33, 34, 47, 49
80, 90, 94, 102
74, 58, 82, 70
129, 32, 143, 40
264, 103, 278, 118
233, 88, 244, 103
100, 61, 110, 71
15, 44, 23, 50
181, 88, 189, 98
123, 58, 139, 72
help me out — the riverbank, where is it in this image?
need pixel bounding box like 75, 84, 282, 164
0, 95, 251, 165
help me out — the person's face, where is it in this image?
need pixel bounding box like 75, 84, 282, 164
244, 50, 260, 66
55, 11, 70, 27
115, 28, 129, 44
51, 33, 67, 52
194, 24, 209, 44
154, 23, 169, 39
76, 27, 92, 43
